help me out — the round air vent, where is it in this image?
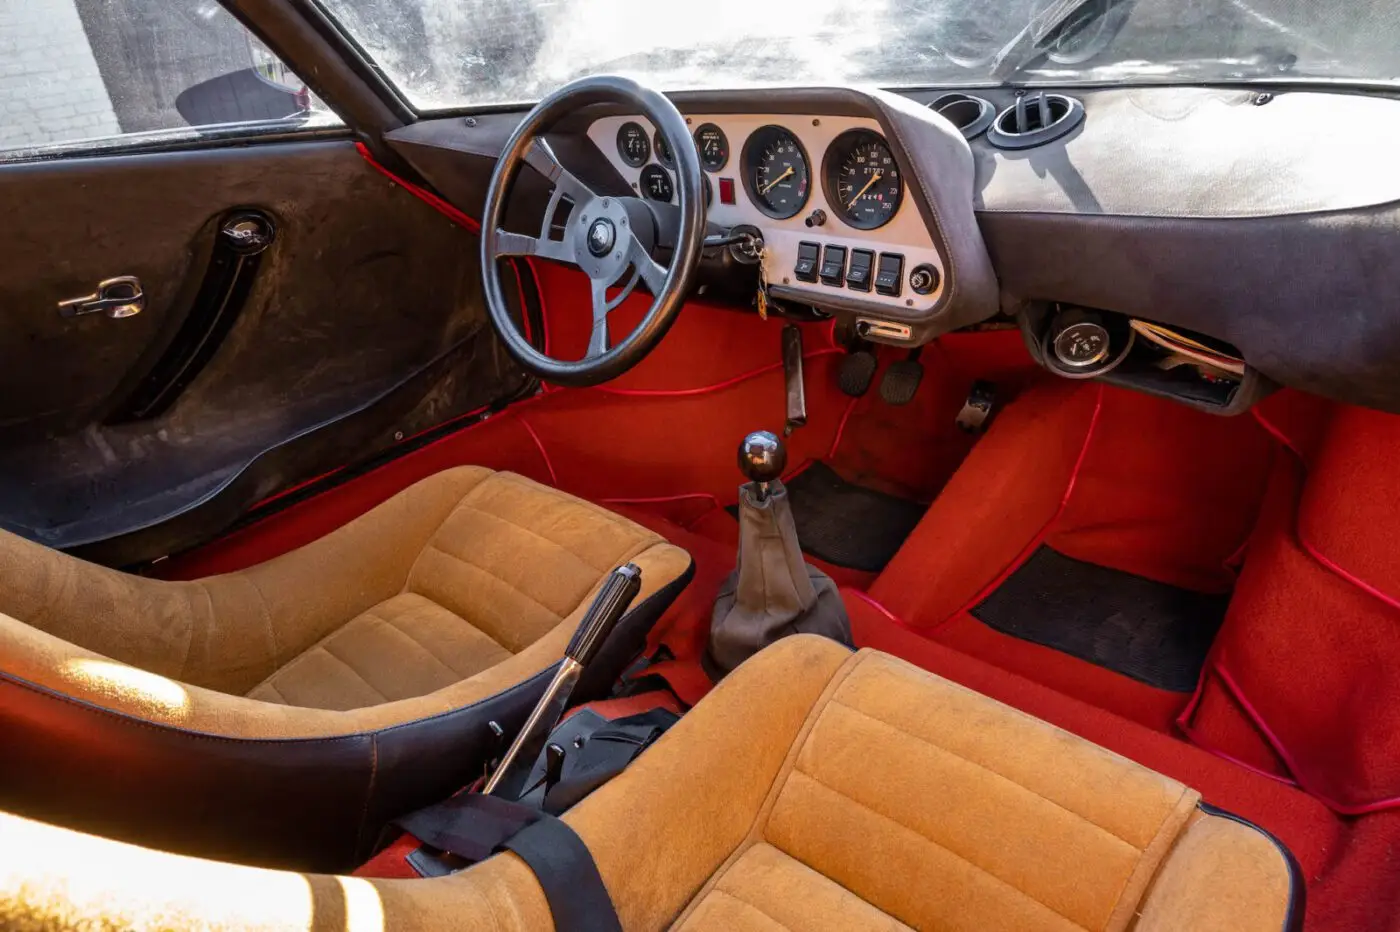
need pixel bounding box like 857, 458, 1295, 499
928, 93, 995, 140
988, 92, 1084, 150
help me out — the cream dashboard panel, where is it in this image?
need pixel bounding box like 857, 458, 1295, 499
585, 113, 945, 316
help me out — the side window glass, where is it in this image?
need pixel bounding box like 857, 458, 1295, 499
0, 2, 339, 160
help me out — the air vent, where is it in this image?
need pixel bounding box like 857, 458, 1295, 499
988, 92, 1084, 150
928, 93, 995, 140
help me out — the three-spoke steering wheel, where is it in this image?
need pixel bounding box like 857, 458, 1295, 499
481, 75, 706, 387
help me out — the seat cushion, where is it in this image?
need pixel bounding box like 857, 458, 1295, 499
246, 470, 670, 711
0, 638, 1299, 931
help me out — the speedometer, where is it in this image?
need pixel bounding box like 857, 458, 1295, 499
823, 130, 902, 230
741, 125, 810, 220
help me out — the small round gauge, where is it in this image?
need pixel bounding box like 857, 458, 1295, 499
823, 130, 903, 230
616, 121, 650, 168
693, 123, 729, 171
741, 125, 810, 220
653, 128, 674, 168
640, 164, 673, 203
1053, 318, 1111, 368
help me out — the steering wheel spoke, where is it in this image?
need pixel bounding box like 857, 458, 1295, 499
524, 138, 595, 206
493, 228, 575, 263
629, 236, 669, 296
586, 270, 642, 358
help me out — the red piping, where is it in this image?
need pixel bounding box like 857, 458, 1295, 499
1175, 407, 1400, 813
930, 384, 1106, 630
827, 396, 860, 460
514, 414, 558, 486
844, 588, 923, 634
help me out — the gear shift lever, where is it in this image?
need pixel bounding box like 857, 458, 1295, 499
738, 430, 787, 501
705, 430, 852, 679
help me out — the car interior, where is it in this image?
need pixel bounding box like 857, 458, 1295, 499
3, 1, 1400, 930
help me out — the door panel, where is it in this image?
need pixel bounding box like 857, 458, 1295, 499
0, 139, 532, 559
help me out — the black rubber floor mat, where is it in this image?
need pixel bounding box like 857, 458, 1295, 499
971, 546, 1228, 692
784, 462, 926, 572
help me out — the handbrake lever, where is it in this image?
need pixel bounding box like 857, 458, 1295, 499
484, 563, 643, 799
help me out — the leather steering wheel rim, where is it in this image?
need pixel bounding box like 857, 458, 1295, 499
480, 75, 706, 387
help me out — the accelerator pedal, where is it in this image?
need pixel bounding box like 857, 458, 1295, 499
838, 350, 877, 397
956, 380, 999, 435
879, 356, 923, 406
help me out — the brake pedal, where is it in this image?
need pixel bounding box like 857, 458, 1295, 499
879, 358, 923, 406
838, 350, 877, 397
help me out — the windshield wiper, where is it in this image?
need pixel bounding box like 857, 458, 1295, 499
989, 0, 1126, 83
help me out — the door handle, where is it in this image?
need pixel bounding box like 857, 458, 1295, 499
58, 276, 145, 319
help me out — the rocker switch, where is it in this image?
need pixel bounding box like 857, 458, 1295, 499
874, 253, 905, 297
846, 249, 874, 292
794, 242, 820, 282
819, 245, 847, 286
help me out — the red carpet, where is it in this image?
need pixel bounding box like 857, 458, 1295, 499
159, 281, 1400, 930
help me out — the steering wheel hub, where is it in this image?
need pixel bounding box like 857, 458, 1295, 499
585, 217, 616, 257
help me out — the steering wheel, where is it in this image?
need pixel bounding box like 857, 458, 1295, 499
481, 75, 706, 387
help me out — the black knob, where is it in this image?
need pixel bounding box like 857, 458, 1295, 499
909, 264, 940, 295
738, 430, 787, 483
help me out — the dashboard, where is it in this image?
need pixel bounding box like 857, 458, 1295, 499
586, 112, 949, 339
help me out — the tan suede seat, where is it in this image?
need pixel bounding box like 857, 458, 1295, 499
0, 466, 693, 872
1, 636, 1300, 932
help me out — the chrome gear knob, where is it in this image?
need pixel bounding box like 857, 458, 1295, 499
737, 430, 787, 485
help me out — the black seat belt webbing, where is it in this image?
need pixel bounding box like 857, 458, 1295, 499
392, 793, 621, 932
504, 816, 623, 932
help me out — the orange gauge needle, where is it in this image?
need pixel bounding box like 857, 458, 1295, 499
759, 166, 794, 195
846, 170, 882, 208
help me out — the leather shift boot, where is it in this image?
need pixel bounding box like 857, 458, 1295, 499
703, 480, 852, 680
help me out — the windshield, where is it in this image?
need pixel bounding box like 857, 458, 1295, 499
318, 0, 1400, 111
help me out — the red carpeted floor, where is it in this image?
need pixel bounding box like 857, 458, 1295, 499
161, 282, 1400, 931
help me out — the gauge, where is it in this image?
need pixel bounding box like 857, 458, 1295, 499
741, 125, 810, 220
616, 121, 650, 167
640, 164, 673, 203
1052, 313, 1111, 368
823, 130, 903, 230
653, 128, 674, 168
693, 123, 729, 171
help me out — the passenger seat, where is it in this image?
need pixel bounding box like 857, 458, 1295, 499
0, 636, 1300, 931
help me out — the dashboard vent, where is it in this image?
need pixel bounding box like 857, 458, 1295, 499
928, 93, 995, 140
988, 92, 1084, 150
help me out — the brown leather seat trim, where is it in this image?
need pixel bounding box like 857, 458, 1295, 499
0, 561, 693, 873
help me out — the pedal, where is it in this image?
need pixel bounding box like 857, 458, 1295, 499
955, 380, 998, 434
879, 358, 923, 406
838, 350, 877, 397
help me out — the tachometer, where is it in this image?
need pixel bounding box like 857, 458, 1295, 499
823, 130, 902, 230
616, 121, 650, 167
741, 125, 810, 220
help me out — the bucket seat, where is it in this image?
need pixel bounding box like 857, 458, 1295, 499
0, 466, 693, 871
1, 635, 1299, 931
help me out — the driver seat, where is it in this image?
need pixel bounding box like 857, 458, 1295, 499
0, 466, 693, 872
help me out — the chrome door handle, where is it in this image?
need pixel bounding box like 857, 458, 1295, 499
58, 276, 145, 319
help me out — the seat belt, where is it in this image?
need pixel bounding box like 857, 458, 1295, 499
393, 793, 621, 932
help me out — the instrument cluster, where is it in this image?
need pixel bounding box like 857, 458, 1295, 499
586, 112, 944, 322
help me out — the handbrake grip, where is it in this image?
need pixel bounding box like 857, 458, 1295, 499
567, 563, 643, 666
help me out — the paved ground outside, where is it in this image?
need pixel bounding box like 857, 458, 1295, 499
0, 0, 120, 149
